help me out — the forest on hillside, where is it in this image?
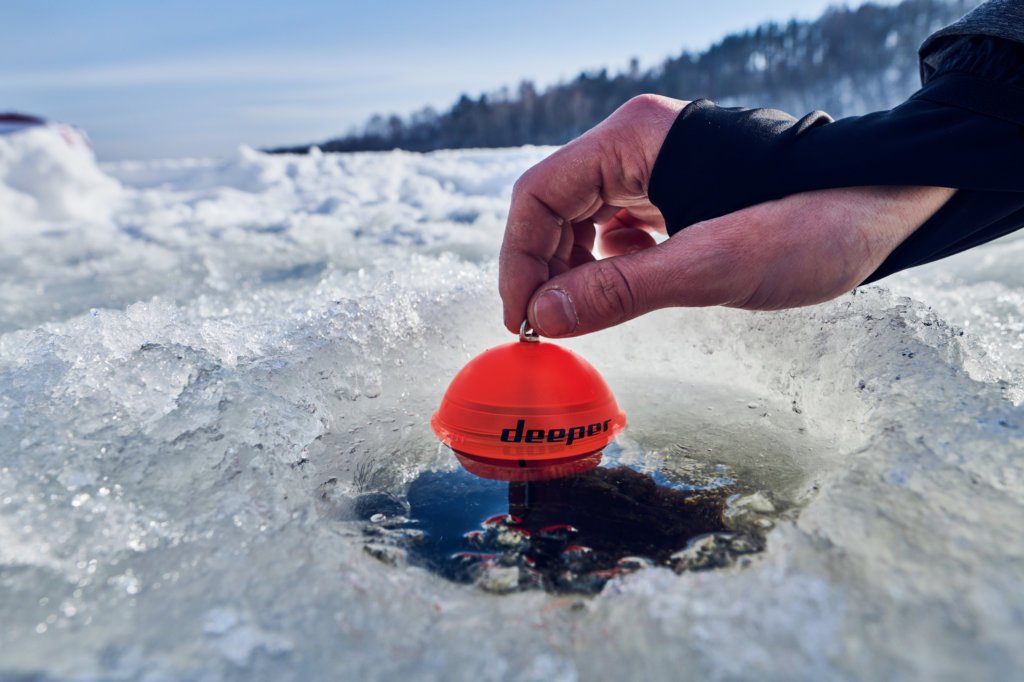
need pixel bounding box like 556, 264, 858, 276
270, 0, 978, 154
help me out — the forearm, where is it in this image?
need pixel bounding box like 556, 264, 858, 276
648, 35, 1024, 283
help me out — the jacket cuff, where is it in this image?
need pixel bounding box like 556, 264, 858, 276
647, 59, 1024, 282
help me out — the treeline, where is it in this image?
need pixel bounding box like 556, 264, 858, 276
271, 0, 978, 155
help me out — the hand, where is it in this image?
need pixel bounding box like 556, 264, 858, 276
499, 94, 686, 335
499, 95, 954, 337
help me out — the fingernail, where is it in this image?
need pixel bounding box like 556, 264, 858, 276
533, 289, 577, 336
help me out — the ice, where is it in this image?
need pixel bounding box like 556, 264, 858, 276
1, 126, 1023, 680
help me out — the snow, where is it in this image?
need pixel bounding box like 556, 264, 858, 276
1, 123, 1024, 681
0, 124, 120, 227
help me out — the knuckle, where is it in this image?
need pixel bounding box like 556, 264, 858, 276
511, 169, 534, 198
512, 162, 549, 199
586, 260, 636, 324
619, 94, 670, 121
622, 93, 658, 114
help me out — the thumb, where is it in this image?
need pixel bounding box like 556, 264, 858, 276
526, 234, 735, 337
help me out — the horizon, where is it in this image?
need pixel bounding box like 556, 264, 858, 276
3, 0, 910, 161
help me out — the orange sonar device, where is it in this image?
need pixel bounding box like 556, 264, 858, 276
431, 322, 626, 480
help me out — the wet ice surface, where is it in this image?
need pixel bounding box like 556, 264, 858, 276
2, 127, 1024, 680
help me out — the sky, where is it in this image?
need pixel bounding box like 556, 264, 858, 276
2, 0, 902, 161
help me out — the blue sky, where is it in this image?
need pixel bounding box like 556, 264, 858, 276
3, 1, 899, 161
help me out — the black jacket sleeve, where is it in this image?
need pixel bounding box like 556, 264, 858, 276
648, 32, 1024, 283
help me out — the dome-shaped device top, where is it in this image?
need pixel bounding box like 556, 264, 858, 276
431, 330, 626, 468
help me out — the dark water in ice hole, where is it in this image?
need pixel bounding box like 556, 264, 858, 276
355, 454, 768, 594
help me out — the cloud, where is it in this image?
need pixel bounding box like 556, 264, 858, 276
0, 50, 403, 89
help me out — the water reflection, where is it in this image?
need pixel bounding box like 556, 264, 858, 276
359, 449, 762, 594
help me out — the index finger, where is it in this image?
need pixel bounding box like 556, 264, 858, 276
498, 143, 608, 333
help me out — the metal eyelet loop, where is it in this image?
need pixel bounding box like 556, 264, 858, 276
519, 319, 540, 343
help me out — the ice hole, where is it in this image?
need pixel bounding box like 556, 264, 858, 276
350, 441, 797, 594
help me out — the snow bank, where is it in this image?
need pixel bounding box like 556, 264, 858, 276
0, 123, 123, 228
